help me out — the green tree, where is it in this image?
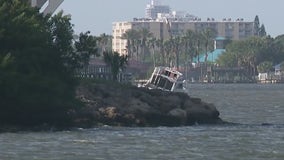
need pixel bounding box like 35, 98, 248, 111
147, 37, 157, 67
139, 28, 153, 61
172, 36, 181, 69
97, 33, 112, 54
121, 29, 140, 60
195, 35, 202, 64
0, 0, 82, 126
272, 35, 284, 63
201, 28, 215, 63
280, 61, 284, 72
216, 51, 238, 67
181, 29, 196, 64
259, 24, 267, 37
216, 33, 284, 81
163, 38, 174, 67
48, 10, 77, 72
75, 31, 99, 68
103, 51, 128, 81
155, 38, 165, 65
254, 15, 260, 36
257, 61, 273, 73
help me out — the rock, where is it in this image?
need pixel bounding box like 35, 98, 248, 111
168, 108, 187, 124
185, 103, 220, 125
74, 80, 226, 127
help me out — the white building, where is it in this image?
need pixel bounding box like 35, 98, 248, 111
112, 19, 254, 55
145, 0, 170, 19
113, 1, 255, 55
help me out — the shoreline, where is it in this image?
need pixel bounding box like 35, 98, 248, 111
0, 80, 228, 133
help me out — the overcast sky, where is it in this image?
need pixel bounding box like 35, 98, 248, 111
57, 0, 284, 37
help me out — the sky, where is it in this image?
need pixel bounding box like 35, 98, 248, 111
57, 0, 284, 37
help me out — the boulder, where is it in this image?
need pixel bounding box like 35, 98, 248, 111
74, 81, 226, 127
168, 108, 187, 124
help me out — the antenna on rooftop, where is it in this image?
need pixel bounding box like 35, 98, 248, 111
151, 0, 161, 6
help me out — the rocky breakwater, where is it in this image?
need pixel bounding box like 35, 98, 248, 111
75, 81, 226, 127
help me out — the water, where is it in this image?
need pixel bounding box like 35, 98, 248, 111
189, 83, 284, 125
1, 84, 284, 160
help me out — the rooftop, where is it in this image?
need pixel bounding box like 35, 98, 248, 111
193, 49, 226, 63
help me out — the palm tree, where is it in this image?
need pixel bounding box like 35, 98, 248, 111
121, 29, 140, 60
172, 36, 181, 70
97, 33, 112, 55
103, 51, 128, 81
182, 29, 197, 64
147, 37, 157, 67
163, 39, 174, 67
201, 28, 215, 63
244, 37, 264, 80
139, 28, 153, 61
195, 34, 202, 64
155, 38, 165, 66
134, 38, 141, 61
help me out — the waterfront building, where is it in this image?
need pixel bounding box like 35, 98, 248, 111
112, 1, 255, 55
113, 18, 254, 55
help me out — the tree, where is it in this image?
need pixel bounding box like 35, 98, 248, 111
195, 34, 202, 64
155, 38, 165, 65
253, 15, 267, 37
201, 28, 215, 63
257, 61, 273, 73
259, 24, 267, 37
163, 39, 174, 67
254, 15, 260, 36
172, 36, 181, 70
97, 33, 112, 55
48, 10, 77, 72
103, 51, 128, 81
216, 51, 238, 67
147, 37, 157, 67
121, 29, 140, 60
182, 29, 196, 64
139, 28, 153, 61
273, 35, 284, 63
280, 61, 284, 73
215, 36, 283, 80
75, 31, 99, 68
0, 0, 82, 126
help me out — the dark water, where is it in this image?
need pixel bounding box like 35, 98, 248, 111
1, 84, 284, 160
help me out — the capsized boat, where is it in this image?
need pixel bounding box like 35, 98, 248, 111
144, 67, 186, 92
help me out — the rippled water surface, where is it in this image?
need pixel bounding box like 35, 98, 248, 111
1, 84, 284, 160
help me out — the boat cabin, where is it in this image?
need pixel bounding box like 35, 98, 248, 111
145, 67, 185, 92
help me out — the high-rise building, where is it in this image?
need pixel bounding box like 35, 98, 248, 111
145, 0, 170, 19
29, 0, 64, 15
112, 2, 255, 55
112, 18, 254, 55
